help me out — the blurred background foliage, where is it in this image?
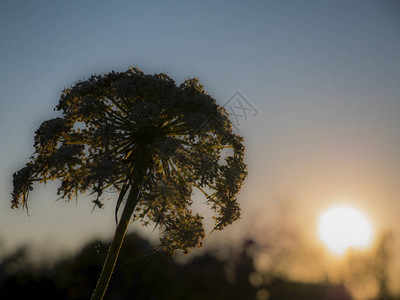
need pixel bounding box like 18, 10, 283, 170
1, 231, 384, 300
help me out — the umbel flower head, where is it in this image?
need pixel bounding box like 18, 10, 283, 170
12, 67, 247, 254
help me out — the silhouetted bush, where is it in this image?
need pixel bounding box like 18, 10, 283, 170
0, 233, 355, 299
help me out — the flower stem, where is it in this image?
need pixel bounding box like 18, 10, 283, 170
90, 183, 141, 300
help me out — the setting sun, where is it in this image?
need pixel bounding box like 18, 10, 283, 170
318, 205, 373, 255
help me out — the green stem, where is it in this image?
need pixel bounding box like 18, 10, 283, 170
90, 183, 141, 300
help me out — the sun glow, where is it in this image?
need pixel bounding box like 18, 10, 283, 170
318, 205, 373, 255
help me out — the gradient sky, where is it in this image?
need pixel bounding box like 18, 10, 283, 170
1, 0, 400, 268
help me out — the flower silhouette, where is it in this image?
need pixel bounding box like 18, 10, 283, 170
11, 67, 247, 299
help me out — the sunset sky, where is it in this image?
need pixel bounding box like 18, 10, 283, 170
1, 2, 400, 292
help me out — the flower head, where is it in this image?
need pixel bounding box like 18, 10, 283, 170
12, 67, 247, 254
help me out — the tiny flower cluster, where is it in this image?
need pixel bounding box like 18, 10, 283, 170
12, 67, 247, 254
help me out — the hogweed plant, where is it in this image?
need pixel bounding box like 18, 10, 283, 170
11, 67, 247, 299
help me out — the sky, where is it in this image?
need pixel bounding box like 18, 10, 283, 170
1, 0, 400, 283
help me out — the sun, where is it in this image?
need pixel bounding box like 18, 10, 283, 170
318, 205, 373, 255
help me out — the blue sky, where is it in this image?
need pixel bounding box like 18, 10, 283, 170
1, 1, 400, 264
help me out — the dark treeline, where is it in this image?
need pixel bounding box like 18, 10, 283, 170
0, 233, 353, 300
